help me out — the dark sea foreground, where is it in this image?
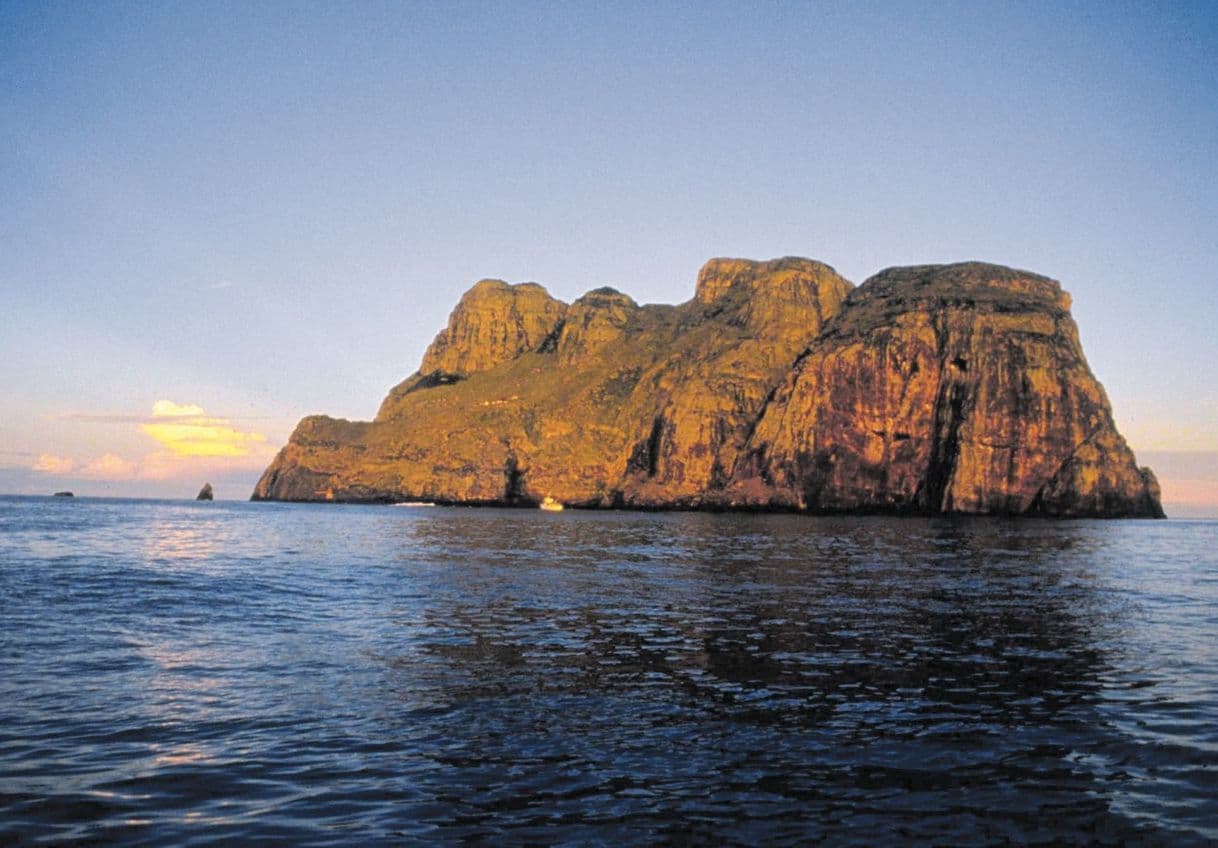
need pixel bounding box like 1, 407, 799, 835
1, 497, 1215, 846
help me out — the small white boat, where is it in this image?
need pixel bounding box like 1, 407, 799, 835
539, 496, 564, 512
393, 501, 436, 507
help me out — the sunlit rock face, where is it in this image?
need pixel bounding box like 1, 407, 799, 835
556, 288, 638, 366
418, 279, 567, 377
252, 257, 1162, 518
731, 263, 1163, 517
617, 258, 854, 506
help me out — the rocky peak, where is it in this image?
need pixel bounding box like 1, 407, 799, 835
694, 257, 853, 336
419, 279, 567, 376
557, 287, 639, 365
842, 263, 1071, 323
695, 256, 847, 301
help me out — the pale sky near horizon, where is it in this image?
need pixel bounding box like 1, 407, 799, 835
2, 1, 1216, 513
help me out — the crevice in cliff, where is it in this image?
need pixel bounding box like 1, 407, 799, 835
253, 468, 280, 500
538, 320, 565, 353
645, 416, 665, 477
739, 382, 784, 451
626, 415, 668, 478
1027, 427, 1104, 514
404, 371, 466, 395
504, 451, 527, 504
925, 378, 969, 511
799, 449, 836, 511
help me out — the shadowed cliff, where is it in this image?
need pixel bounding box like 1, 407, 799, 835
253, 257, 1162, 517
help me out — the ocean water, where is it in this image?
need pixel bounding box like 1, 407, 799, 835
1, 496, 1216, 846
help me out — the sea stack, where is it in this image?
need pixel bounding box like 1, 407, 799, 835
196, 483, 214, 501
252, 257, 1163, 518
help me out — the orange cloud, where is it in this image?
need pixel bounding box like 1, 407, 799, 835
80, 453, 137, 480
33, 454, 76, 474
140, 400, 269, 458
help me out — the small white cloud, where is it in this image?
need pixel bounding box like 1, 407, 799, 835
204, 280, 234, 291
33, 454, 75, 475
151, 400, 208, 419
80, 453, 137, 480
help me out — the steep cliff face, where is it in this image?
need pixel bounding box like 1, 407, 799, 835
615, 257, 853, 505
253, 257, 1162, 518
731, 263, 1162, 516
418, 279, 566, 377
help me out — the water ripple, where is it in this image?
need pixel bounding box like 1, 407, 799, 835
0, 496, 1216, 844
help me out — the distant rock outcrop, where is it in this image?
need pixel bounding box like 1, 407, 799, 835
53, 491, 74, 498
253, 257, 1162, 518
196, 483, 214, 501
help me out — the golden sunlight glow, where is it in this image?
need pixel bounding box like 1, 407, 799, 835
140, 400, 268, 458
141, 422, 266, 457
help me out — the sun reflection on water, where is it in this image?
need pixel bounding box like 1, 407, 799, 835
142, 521, 216, 561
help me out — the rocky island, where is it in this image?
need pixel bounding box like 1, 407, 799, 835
253, 258, 1163, 517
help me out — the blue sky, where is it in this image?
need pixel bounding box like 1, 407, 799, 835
1, 1, 1216, 512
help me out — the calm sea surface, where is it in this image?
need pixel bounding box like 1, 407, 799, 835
1, 496, 1216, 845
